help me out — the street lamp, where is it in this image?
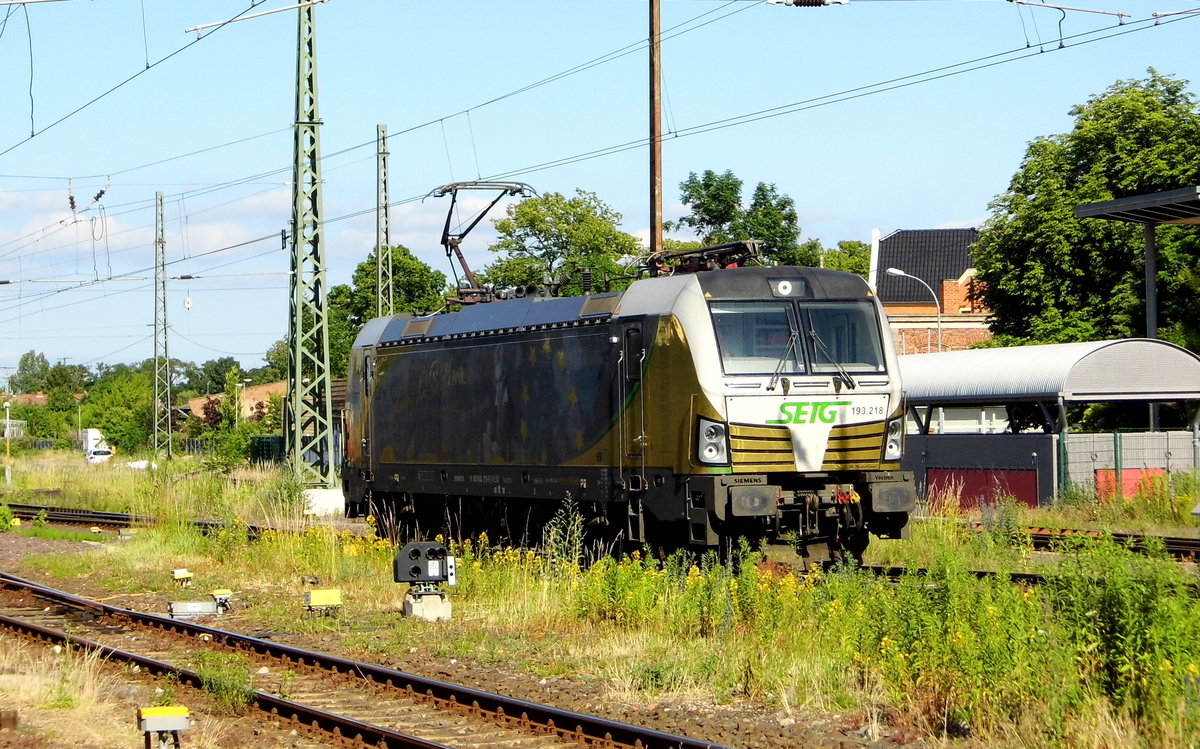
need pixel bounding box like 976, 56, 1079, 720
886, 267, 942, 352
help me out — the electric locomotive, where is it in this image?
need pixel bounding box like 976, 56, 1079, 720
342, 246, 917, 558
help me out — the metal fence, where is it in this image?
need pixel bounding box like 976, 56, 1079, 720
1, 419, 26, 439
904, 430, 1199, 506
1065, 430, 1197, 493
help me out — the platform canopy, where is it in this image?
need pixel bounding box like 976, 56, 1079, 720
898, 339, 1200, 405
1074, 186, 1200, 225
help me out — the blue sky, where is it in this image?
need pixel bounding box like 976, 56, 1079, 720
0, 0, 1196, 379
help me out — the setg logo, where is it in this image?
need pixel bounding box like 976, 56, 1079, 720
766, 401, 850, 425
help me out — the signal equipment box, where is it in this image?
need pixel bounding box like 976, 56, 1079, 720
394, 542, 455, 622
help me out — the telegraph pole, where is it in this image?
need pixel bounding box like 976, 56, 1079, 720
376, 124, 394, 318
286, 2, 336, 488
153, 191, 173, 459
649, 0, 663, 257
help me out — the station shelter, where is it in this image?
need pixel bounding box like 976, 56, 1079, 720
897, 339, 1200, 507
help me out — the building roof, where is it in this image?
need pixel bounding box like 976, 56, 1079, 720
876, 228, 978, 303
898, 339, 1200, 404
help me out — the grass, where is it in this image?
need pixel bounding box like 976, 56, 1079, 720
0, 639, 149, 746
192, 651, 255, 713
6, 450, 1200, 746
18, 526, 106, 543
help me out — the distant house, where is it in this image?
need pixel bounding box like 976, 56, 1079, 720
869, 228, 991, 353
186, 381, 287, 423
8, 392, 48, 407
5, 391, 85, 407
184, 379, 346, 423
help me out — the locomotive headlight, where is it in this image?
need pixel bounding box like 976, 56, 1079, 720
883, 417, 904, 461
697, 418, 729, 465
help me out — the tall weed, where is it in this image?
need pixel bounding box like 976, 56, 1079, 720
1046, 537, 1200, 739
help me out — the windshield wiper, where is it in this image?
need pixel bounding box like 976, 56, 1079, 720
808, 329, 856, 390
766, 330, 800, 392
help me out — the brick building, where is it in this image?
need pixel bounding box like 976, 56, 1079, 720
869, 228, 992, 353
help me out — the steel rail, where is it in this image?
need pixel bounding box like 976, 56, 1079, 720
0, 609, 452, 749
857, 564, 1047, 586
967, 522, 1200, 560
0, 571, 729, 749
2, 502, 264, 538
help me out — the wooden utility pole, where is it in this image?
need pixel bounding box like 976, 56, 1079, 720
649, 0, 663, 256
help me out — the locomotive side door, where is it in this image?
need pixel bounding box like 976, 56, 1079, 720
360, 353, 374, 477
619, 321, 647, 491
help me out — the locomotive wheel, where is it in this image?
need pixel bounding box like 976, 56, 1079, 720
841, 527, 870, 563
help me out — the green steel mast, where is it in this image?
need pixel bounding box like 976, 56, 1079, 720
286, 2, 335, 488
377, 124, 393, 318
153, 191, 173, 459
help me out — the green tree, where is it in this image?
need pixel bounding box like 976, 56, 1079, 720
974, 69, 1200, 346
480, 190, 642, 295
324, 246, 448, 378
44, 364, 86, 412
670, 170, 744, 244
247, 340, 288, 385
9, 351, 49, 394
259, 392, 283, 433
732, 182, 804, 262
669, 170, 810, 265
81, 370, 153, 452
10, 403, 69, 442
219, 366, 243, 429
185, 357, 240, 396
821, 240, 871, 278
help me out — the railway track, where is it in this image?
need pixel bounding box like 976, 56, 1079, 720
7, 498, 1198, 561
0, 571, 725, 749
855, 564, 1048, 586
3, 502, 265, 537
967, 522, 1200, 560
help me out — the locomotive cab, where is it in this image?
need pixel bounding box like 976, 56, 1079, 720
617, 264, 916, 559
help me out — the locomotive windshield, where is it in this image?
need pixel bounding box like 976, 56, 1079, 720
804, 303, 885, 374
710, 300, 885, 376
710, 302, 800, 375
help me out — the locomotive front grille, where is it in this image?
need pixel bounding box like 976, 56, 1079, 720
823, 421, 886, 470
728, 423, 794, 473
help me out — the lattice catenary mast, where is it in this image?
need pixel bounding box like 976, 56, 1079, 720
376, 124, 393, 317
153, 191, 173, 459
285, 2, 336, 488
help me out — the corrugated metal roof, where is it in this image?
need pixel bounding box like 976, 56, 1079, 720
899, 339, 1200, 404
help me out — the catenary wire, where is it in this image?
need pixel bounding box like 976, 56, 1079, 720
481, 12, 1190, 181
0, 234, 280, 320
0, 2, 279, 159
0, 0, 758, 267
3, 7, 1167, 296
0, 3, 1183, 345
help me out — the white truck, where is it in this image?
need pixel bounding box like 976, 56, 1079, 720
82, 428, 112, 465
